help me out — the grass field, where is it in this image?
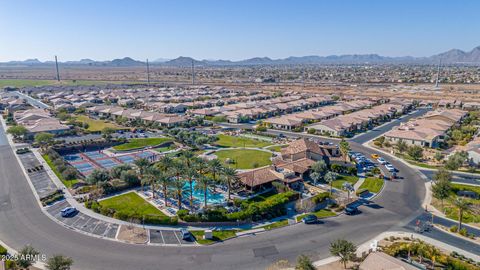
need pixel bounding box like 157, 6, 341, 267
296, 209, 336, 222
358, 177, 384, 194
265, 144, 288, 152
331, 174, 359, 190
153, 144, 177, 153
113, 137, 173, 151
0, 79, 145, 88
190, 230, 238, 245
75, 115, 122, 132
214, 134, 272, 148
215, 149, 272, 169
99, 192, 168, 219
42, 154, 79, 188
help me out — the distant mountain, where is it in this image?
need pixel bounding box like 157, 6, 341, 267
2, 46, 480, 67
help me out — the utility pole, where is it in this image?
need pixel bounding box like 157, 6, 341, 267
146, 59, 151, 86
435, 60, 441, 88
54, 55, 60, 81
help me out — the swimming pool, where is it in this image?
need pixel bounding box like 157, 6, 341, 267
182, 180, 225, 205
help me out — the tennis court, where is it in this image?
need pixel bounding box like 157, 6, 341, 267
95, 158, 120, 169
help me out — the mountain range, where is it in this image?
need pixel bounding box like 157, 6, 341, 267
3, 46, 480, 67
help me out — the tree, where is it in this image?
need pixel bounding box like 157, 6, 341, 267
445, 151, 469, 170
179, 151, 197, 207
110, 164, 132, 179
157, 171, 172, 207
169, 160, 186, 210
7, 125, 28, 139
434, 151, 444, 162
208, 159, 224, 183
395, 139, 408, 153
295, 254, 315, 270
311, 160, 328, 175
61, 167, 77, 181
453, 198, 472, 232
196, 175, 212, 208
220, 166, 239, 201
35, 132, 54, 151
101, 127, 116, 141
120, 170, 140, 186
134, 158, 151, 190
431, 168, 452, 210
16, 245, 40, 269
46, 255, 73, 270
86, 169, 110, 185
144, 166, 160, 198
407, 145, 423, 161
339, 140, 350, 163
324, 171, 337, 195
433, 168, 452, 183
329, 239, 357, 269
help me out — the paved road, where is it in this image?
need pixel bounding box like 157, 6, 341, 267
350, 108, 430, 144
13, 91, 50, 109
0, 120, 432, 270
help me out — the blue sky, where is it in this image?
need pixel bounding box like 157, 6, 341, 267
1, 0, 479, 61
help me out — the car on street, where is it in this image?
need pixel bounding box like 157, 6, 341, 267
60, 207, 77, 217
345, 206, 359, 215
371, 154, 379, 159
302, 214, 318, 224
377, 157, 387, 165
385, 163, 396, 172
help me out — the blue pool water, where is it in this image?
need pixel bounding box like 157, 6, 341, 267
183, 181, 225, 205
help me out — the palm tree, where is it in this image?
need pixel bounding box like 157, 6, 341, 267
134, 158, 151, 190
169, 160, 186, 209
155, 155, 173, 172
220, 166, 239, 201
324, 171, 338, 195
180, 152, 198, 207
196, 175, 212, 208
144, 166, 160, 198
339, 140, 350, 163
208, 158, 224, 183
329, 239, 356, 269
157, 171, 172, 207
453, 198, 472, 232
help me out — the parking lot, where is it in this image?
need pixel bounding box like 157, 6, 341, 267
17, 152, 58, 199
46, 200, 119, 239
149, 229, 196, 245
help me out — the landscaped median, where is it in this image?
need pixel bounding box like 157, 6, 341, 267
190, 230, 239, 245
86, 191, 177, 225
356, 177, 384, 195
295, 209, 336, 222
42, 151, 79, 188
113, 137, 173, 151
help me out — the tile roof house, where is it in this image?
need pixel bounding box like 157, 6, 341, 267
281, 138, 338, 163
359, 252, 418, 270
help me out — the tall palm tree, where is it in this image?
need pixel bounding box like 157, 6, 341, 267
180, 151, 198, 207
196, 175, 212, 208
453, 198, 472, 231
220, 166, 239, 201
208, 159, 224, 183
157, 171, 172, 207
324, 171, 338, 195
169, 160, 186, 210
144, 166, 160, 198
134, 158, 151, 191
339, 140, 350, 163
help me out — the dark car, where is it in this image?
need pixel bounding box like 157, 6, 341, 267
302, 214, 318, 224
345, 206, 359, 215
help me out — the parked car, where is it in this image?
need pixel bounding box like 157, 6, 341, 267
345, 206, 359, 215
302, 214, 318, 224
60, 207, 77, 217
371, 154, 379, 159
377, 157, 387, 165
385, 164, 395, 172
180, 228, 191, 240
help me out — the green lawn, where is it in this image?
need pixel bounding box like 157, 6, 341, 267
258, 219, 289, 230
190, 230, 238, 245
358, 177, 384, 194
42, 154, 79, 188
245, 190, 278, 203
331, 174, 359, 190
214, 134, 272, 148
265, 144, 288, 152
153, 144, 177, 153
0, 79, 145, 88
75, 115, 122, 132
432, 184, 480, 225
113, 137, 173, 151
215, 149, 272, 169
296, 209, 336, 222
99, 192, 168, 219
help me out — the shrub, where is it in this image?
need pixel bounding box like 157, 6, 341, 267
459, 227, 468, 237
450, 225, 458, 232
177, 209, 189, 220
61, 167, 78, 180
0, 244, 7, 255
331, 164, 345, 173
347, 166, 357, 175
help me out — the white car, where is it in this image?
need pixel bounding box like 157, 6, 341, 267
377, 157, 387, 165
385, 164, 395, 172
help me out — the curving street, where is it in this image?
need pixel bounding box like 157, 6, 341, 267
0, 121, 434, 270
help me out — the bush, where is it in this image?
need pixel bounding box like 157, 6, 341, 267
347, 166, 357, 175
0, 244, 7, 255
331, 164, 345, 173
311, 192, 330, 204
256, 125, 267, 132
459, 227, 468, 237
177, 209, 189, 220
61, 167, 78, 180
450, 225, 458, 232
